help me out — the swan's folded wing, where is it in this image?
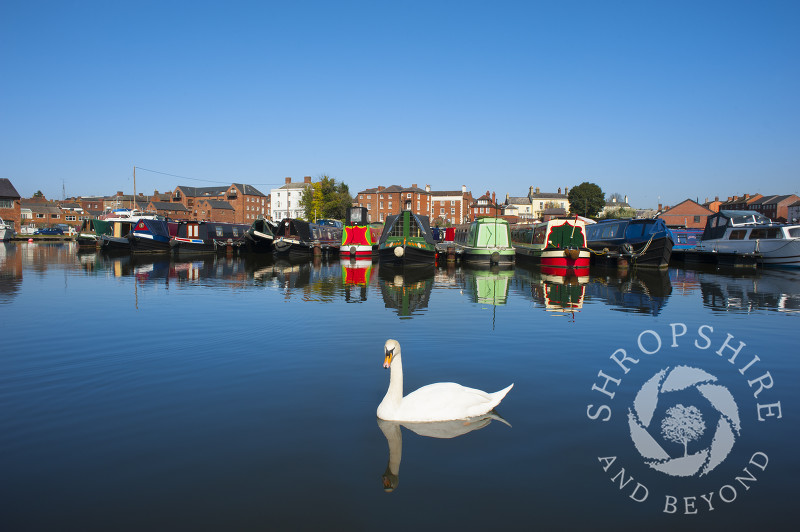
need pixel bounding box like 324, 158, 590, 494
398, 383, 499, 422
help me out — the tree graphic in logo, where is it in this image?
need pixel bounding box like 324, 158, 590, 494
628, 366, 741, 477
660, 405, 706, 457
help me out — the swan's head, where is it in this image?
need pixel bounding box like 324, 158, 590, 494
383, 339, 400, 369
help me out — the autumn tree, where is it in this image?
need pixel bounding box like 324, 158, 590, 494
300, 175, 353, 221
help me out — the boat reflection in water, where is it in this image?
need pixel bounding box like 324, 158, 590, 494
696, 267, 800, 314
340, 259, 377, 303
379, 265, 434, 318
584, 267, 672, 315
377, 413, 510, 492
0, 243, 22, 303
513, 264, 588, 317
461, 265, 514, 306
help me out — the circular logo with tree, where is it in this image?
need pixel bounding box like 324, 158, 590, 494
627, 365, 741, 477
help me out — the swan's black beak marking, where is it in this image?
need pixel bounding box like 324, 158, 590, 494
383, 347, 393, 369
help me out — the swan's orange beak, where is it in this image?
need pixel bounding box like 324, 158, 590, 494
383, 350, 392, 369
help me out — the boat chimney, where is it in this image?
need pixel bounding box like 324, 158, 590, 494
304, 176, 312, 184
285, 177, 291, 184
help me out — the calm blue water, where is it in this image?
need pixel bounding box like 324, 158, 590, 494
1, 242, 798, 531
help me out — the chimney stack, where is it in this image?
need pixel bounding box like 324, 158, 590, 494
715, 196, 719, 201
624, 195, 628, 204
565, 186, 569, 195
462, 185, 466, 193
558, 187, 561, 194
535, 187, 540, 194
378, 186, 384, 192
425, 184, 430, 192
412, 183, 417, 189
285, 177, 291, 184
658, 203, 662, 211
304, 176, 311, 184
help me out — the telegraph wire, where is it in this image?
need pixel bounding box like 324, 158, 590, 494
134, 166, 284, 186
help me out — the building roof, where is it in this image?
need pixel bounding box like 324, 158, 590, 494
59, 202, 82, 209
279, 182, 312, 190
0, 178, 21, 198
176, 185, 229, 197
232, 183, 266, 196
401, 186, 429, 194
201, 199, 234, 210
505, 196, 531, 205
21, 202, 61, 214
531, 192, 567, 200
150, 201, 189, 212
662, 199, 713, 214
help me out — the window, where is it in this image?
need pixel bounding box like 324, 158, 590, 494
440, 208, 445, 214
65, 215, 76, 221
233, 227, 240, 237
728, 230, 747, 240
367, 195, 371, 199
380, 194, 384, 199
37, 213, 45, 218
0, 199, 13, 208
388, 202, 392, 209
215, 226, 224, 237
694, 216, 701, 223
51, 214, 59, 219
380, 202, 383, 209
451, 200, 455, 206
749, 228, 779, 239
450, 208, 455, 214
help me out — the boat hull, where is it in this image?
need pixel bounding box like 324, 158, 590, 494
461, 248, 515, 266
589, 236, 673, 269
129, 234, 171, 253
379, 244, 436, 266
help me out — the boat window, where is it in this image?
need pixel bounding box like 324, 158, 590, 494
600, 223, 621, 239
728, 230, 747, 240
789, 228, 800, 237
387, 217, 404, 237
215, 226, 224, 237
233, 227, 239, 237
408, 215, 424, 238
533, 225, 546, 244
749, 228, 779, 239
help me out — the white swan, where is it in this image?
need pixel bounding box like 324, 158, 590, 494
377, 339, 513, 422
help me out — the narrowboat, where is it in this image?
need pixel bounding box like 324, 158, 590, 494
695, 210, 800, 268
129, 218, 178, 253
340, 207, 382, 260
511, 218, 590, 275
378, 211, 436, 266
76, 219, 112, 249
99, 210, 160, 252
671, 228, 703, 250
273, 218, 342, 257
171, 221, 250, 255
243, 218, 278, 253
453, 217, 515, 266
585, 218, 673, 268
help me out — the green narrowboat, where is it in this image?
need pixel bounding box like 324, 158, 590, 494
453, 217, 515, 266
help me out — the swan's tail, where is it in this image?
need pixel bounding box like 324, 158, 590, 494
489, 383, 514, 409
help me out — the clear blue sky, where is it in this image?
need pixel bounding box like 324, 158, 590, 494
1, 0, 798, 208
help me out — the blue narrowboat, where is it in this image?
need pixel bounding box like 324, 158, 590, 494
585, 218, 674, 268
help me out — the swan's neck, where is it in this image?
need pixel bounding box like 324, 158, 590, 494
384, 354, 403, 407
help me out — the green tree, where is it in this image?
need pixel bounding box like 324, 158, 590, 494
300, 175, 353, 221
600, 206, 637, 219
568, 182, 605, 218
33, 190, 44, 198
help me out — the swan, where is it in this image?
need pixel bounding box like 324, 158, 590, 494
377, 339, 513, 422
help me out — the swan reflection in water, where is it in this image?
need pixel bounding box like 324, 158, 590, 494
377, 412, 511, 492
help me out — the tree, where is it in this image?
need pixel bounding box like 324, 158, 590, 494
660, 404, 706, 457
608, 192, 625, 203
568, 182, 605, 218
300, 175, 353, 221
600, 207, 637, 219
33, 190, 44, 198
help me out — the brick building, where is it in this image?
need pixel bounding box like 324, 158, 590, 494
504, 186, 570, 222
146, 201, 191, 219
470, 191, 502, 220
658, 199, 714, 229
196, 199, 236, 222
171, 183, 266, 222
746, 194, 800, 222
719, 193, 761, 211
0, 178, 22, 231
427, 185, 472, 226
355, 184, 432, 223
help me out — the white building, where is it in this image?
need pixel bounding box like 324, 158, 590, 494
270, 176, 312, 221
